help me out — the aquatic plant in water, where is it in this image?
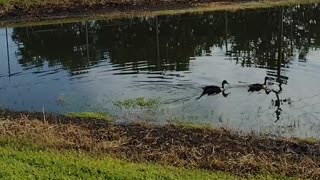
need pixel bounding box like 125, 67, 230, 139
113, 97, 160, 109
167, 117, 212, 129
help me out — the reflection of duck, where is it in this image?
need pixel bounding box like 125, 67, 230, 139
272, 89, 282, 122
248, 77, 269, 92
267, 82, 285, 122
197, 80, 229, 100
255, 81, 285, 122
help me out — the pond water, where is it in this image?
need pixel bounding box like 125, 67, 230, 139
1, 4, 320, 137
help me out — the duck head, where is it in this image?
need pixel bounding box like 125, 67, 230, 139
221, 80, 229, 89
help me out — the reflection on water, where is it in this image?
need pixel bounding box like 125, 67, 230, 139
1, 4, 320, 137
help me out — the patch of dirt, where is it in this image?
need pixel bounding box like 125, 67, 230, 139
0, 110, 320, 178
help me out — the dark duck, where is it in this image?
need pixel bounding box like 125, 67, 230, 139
248, 77, 269, 92
197, 80, 229, 99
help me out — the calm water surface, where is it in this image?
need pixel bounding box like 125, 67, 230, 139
1, 4, 320, 137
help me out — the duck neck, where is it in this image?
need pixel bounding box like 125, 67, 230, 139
263, 78, 267, 85
222, 90, 229, 97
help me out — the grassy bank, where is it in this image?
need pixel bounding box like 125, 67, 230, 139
0, 0, 320, 27
0, 140, 241, 179
0, 139, 298, 180
0, 110, 319, 179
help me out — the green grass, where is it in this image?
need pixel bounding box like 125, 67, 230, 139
0, 139, 237, 179
0, 116, 307, 179
168, 118, 213, 129
0, 138, 297, 179
65, 112, 114, 122
114, 97, 160, 109
297, 137, 319, 144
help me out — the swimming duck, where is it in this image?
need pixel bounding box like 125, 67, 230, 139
248, 77, 269, 92
197, 80, 229, 99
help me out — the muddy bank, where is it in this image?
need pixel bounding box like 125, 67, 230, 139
0, 0, 232, 23
0, 1, 189, 22
0, 110, 319, 178
0, 0, 319, 26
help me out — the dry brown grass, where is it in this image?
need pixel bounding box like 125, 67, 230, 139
0, 110, 319, 178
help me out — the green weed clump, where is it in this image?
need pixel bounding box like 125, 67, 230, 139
114, 97, 160, 109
